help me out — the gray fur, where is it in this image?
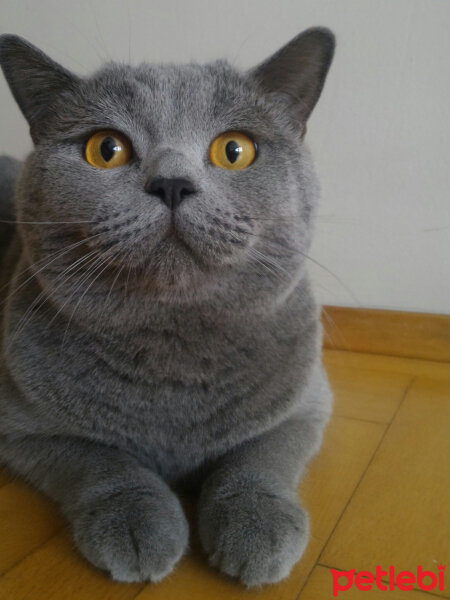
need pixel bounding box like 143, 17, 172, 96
0, 155, 20, 259
0, 28, 334, 586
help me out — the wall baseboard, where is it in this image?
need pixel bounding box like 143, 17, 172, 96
322, 306, 450, 363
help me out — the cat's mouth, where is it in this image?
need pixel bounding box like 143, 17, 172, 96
155, 222, 201, 263
162, 222, 180, 242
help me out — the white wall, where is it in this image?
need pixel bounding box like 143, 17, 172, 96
1, 0, 449, 313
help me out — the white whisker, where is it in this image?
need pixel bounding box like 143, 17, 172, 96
0, 233, 102, 309
62, 254, 116, 346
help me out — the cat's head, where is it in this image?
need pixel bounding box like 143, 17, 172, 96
0, 29, 334, 316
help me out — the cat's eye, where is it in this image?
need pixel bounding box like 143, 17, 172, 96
85, 131, 132, 169
209, 131, 257, 170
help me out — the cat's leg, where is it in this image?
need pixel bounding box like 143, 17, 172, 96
197, 370, 331, 587
198, 416, 325, 586
0, 432, 189, 582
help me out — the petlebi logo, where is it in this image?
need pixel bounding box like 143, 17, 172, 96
331, 564, 445, 597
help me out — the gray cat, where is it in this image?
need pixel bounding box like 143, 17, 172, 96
0, 27, 334, 587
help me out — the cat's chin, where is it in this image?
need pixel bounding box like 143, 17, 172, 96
135, 235, 211, 292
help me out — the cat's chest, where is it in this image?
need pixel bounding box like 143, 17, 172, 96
7, 303, 310, 479
11, 312, 266, 438
96, 323, 245, 387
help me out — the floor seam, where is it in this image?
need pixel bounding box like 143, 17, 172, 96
333, 413, 391, 425
324, 348, 450, 366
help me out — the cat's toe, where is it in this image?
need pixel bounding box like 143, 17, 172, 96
198, 484, 309, 587
72, 487, 189, 582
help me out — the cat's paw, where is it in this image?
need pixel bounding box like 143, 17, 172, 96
72, 486, 188, 582
198, 483, 309, 587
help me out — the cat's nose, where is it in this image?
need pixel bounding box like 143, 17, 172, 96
145, 177, 196, 210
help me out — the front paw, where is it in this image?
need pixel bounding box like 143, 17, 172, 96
198, 482, 309, 587
72, 486, 188, 582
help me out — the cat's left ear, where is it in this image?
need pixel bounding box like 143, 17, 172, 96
0, 34, 80, 142
248, 27, 335, 132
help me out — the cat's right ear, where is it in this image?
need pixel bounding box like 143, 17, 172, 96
0, 35, 79, 142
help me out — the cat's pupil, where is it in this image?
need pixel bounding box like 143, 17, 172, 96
100, 137, 118, 162
225, 141, 241, 164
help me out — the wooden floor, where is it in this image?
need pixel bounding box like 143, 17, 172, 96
0, 348, 448, 599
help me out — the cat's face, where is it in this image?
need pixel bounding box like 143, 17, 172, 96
20, 63, 313, 291
1, 29, 334, 311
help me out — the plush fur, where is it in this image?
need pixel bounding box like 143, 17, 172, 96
0, 28, 334, 586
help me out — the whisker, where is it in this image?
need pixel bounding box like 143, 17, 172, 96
7, 250, 101, 347
238, 216, 287, 222
123, 258, 135, 301
1, 234, 103, 295
229, 231, 289, 284
0, 233, 103, 309
58, 254, 108, 326
321, 306, 350, 350
248, 250, 283, 281
105, 263, 126, 306
239, 230, 361, 306
62, 254, 117, 346
246, 247, 287, 284
250, 246, 292, 279
43, 251, 104, 330
289, 249, 360, 306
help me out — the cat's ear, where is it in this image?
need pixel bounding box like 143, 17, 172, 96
0, 34, 79, 141
248, 27, 335, 128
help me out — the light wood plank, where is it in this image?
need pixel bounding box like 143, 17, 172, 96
324, 349, 450, 381
0, 481, 62, 575
322, 306, 450, 362
0, 531, 145, 600
134, 417, 385, 600
299, 565, 440, 599
321, 377, 450, 597
325, 361, 411, 423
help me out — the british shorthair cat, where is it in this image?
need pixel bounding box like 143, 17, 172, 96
0, 27, 334, 586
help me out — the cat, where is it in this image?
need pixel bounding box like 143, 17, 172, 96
0, 27, 334, 587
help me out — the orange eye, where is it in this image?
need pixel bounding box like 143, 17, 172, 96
209, 131, 257, 170
85, 130, 132, 169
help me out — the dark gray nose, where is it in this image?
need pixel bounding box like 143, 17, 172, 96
146, 177, 196, 210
